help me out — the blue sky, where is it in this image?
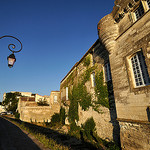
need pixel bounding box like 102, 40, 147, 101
0, 0, 114, 101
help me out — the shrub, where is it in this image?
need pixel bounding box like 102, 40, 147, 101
14, 111, 20, 119
59, 107, 66, 125
82, 117, 96, 140
50, 113, 60, 125
37, 100, 49, 106
69, 122, 81, 139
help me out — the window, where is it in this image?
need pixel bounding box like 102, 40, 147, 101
147, 0, 150, 8
54, 95, 57, 103
66, 87, 68, 100
134, 2, 145, 20
91, 72, 96, 87
104, 63, 112, 82
130, 51, 150, 87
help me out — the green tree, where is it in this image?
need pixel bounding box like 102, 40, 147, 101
37, 98, 49, 106
2, 92, 21, 114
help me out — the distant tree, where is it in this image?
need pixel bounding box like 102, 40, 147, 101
37, 98, 49, 106
2, 92, 21, 114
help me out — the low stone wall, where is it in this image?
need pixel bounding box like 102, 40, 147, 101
119, 121, 150, 150
19, 105, 60, 123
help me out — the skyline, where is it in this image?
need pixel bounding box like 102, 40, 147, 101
0, 0, 115, 101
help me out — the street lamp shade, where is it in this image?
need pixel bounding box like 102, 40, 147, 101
7, 53, 16, 68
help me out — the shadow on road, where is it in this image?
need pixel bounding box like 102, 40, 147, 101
5, 117, 101, 150
0, 116, 41, 150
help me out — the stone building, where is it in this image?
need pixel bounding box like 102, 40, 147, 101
3, 91, 50, 104
97, 0, 150, 149
60, 40, 120, 143
50, 91, 61, 105
17, 91, 60, 123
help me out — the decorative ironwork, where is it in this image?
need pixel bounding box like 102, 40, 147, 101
0, 35, 22, 53
0, 35, 22, 68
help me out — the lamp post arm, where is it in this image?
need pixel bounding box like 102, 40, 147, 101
0, 35, 23, 53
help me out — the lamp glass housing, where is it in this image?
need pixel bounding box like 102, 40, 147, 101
7, 53, 16, 68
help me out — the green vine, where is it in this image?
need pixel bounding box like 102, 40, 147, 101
82, 117, 96, 141
68, 66, 94, 125
65, 58, 110, 138
81, 66, 95, 84
83, 55, 91, 67
68, 85, 79, 124
94, 71, 109, 108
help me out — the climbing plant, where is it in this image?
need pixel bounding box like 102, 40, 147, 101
59, 107, 66, 125
83, 55, 91, 67
82, 117, 96, 141
77, 83, 92, 111
68, 85, 79, 124
94, 71, 109, 108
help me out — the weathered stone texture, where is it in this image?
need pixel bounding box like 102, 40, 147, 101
60, 40, 120, 144
98, 0, 150, 149
110, 16, 150, 121
98, 14, 118, 54
77, 106, 117, 142
119, 121, 150, 150
18, 91, 61, 123
19, 103, 60, 123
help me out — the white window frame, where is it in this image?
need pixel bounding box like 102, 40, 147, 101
134, 2, 145, 21
91, 72, 96, 87
130, 51, 150, 87
104, 63, 112, 82
54, 95, 57, 103
146, 0, 150, 9
66, 87, 68, 100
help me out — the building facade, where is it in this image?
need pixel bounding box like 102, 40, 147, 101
98, 0, 150, 149
60, 40, 120, 143
17, 91, 60, 123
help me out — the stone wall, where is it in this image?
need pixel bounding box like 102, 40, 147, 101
98, 0, 150, 149
119, 121, 150, 150
19, 105, 60, 123
60, 40, 120, 144
18, 100, 60, 123
98, 0, 150, 122
18, 92, 61, 123
77, 106, 114, 141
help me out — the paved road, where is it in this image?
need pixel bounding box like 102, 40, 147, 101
0, 116, 41, 150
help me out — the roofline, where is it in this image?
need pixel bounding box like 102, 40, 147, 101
60, 39, 99, 83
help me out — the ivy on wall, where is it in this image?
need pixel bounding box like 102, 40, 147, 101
94, 71, 109, 108
68, 85, 79, 124
59, 53, 115, 145
64, 54, 110, 131
83, 55, 91, 67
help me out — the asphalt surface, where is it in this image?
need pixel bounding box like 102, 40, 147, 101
0, 116, 41, 150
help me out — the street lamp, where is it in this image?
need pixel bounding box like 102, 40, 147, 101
0, 35, 23, 68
